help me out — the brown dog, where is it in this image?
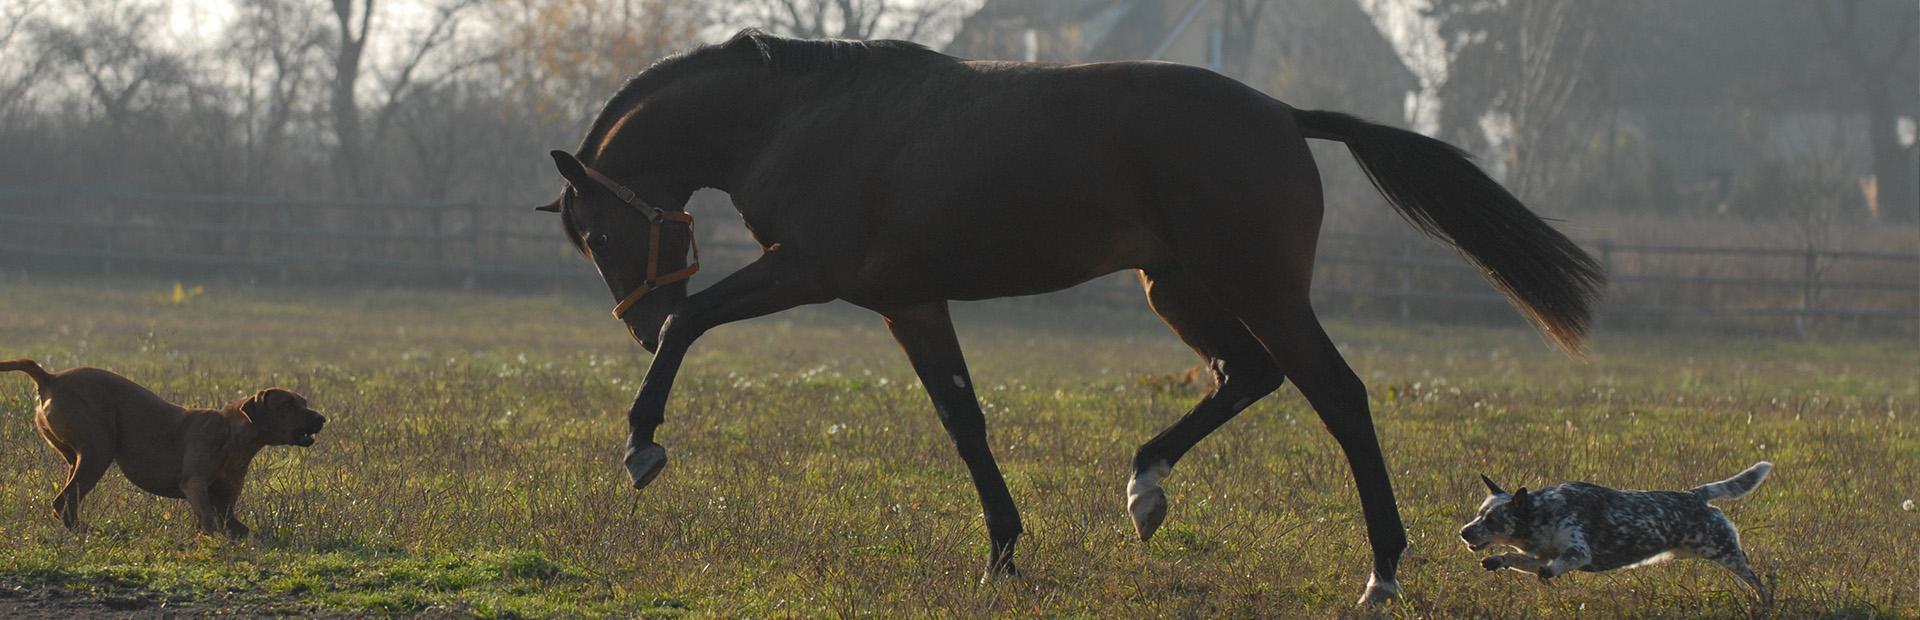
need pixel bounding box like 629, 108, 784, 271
2, 359, 325, 538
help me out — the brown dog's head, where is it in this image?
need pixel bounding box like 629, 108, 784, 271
240, 388, 326, 447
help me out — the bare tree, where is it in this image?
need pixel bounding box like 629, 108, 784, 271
488, 0, 699, 126
1216, 0, 1269, 82
1812, 0, 1919, 221
1500, 2, 1597, 201
0, 0, 53, 120
396, 80, 480, 201
726, 0, 975, 42
329, 0, 375, 194
232, 0, 330, 190
1429, 0, 1640, 205
367, 0, 485, 148
32, 0, 184, 133
328, 0, 477, 197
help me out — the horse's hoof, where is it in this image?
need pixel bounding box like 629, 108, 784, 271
1357, 574, 1403, 606
1127, 461, 1171, 541
979, 561, 1019, 584
625, 443, 668, 490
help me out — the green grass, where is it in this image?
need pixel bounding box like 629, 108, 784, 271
0, 278, 1914, 617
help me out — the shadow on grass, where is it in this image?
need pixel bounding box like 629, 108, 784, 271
0, 541, 691, 618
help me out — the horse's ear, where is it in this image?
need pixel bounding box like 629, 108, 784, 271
534, 195, 561, 213
549, 150, 593, 190
1480, 474, 1505, 495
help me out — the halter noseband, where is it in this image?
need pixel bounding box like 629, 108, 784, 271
575, 164, 700, 321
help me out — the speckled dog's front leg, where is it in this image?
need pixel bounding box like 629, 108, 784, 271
1536, 544, 1591, 582
1482, 552, 1547, 574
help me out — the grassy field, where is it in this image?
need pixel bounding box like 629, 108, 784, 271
0, 277, 1913, 617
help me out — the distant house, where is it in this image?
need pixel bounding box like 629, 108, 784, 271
1613, 2, 1919, 219
946, 0, 1417, 124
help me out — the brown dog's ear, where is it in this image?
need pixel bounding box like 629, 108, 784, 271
240, 389, 290, 418
238, 391, 265, 421
534, 195, 562, 213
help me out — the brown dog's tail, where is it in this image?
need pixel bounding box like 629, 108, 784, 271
0, 359, 53, 390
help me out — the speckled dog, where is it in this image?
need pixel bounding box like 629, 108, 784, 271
1459, 462, 1772, 601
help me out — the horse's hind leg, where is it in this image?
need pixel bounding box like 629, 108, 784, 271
1155, 122, 1405, 603
1179, 226, 1407, 601
876, 301, 1022, 582
1228, 292, 1407, 605
1129, 268, 1284, 541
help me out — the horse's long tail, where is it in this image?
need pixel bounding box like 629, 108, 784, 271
0, 359, 53, 390
1294, 109, 1605, 353
1690, 461, 1773, 502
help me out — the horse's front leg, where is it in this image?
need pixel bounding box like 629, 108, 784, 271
875, 302, 1023, 582
624, 251, 830, 489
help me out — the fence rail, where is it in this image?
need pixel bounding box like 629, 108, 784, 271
1, 187, 1914, 335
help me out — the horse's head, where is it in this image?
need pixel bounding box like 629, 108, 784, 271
539, 150, 699, 353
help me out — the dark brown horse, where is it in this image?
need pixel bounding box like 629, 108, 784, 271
536, 29, 1602, 605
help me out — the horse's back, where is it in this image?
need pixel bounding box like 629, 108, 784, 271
747, 56, 1321, 304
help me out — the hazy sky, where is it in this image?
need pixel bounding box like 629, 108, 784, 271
100, 0, 1453, 130
136, 0, 1448, 76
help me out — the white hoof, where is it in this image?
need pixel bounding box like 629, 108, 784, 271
1126, 461, 1171, 541
1358, 574, 1402, 606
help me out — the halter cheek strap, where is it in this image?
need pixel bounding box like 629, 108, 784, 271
576, 165, 700, 321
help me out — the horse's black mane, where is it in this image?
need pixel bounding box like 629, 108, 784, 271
735, 28, 935, 72
576, 28, 939, 159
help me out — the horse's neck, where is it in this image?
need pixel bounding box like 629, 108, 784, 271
659, 72, 789, 196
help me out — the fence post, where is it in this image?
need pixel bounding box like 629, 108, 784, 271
277, 201, 291, 285
1796, 247, 1817, 339
1398, 231, 1412, 322
432, 205, 445, 281
1594, 240, 1613, 330
101, 202, 117, 277
464, 203, 480, 291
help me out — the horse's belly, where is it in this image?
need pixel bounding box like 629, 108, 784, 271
845, 262, 1124, 305
845, 225, 1154, 304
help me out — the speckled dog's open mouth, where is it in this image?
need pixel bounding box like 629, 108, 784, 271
1466, 541, 1490, 552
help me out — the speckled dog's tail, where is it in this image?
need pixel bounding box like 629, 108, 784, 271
1691, 461, 1773, 502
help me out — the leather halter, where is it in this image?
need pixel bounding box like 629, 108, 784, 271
574, 164, 700, 321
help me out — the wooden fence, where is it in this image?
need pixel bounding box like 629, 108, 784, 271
1, 187, 1914, 335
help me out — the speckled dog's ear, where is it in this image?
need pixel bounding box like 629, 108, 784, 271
1512, 487, 1533, 515
1480, 474, 1505, 495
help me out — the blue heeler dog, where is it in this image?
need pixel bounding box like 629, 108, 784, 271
1459, 462, 1772, 601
